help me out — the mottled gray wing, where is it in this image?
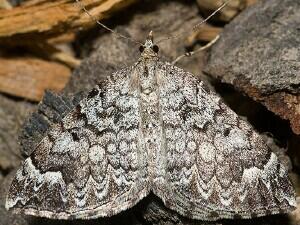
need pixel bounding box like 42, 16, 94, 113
6, 67, 149, 219
153, 62, 296, 221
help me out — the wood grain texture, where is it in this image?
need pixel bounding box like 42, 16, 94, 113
0, 0, 136, 42
0, 57, 71, 101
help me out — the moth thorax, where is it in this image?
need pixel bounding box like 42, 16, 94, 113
140, 66, 158, 95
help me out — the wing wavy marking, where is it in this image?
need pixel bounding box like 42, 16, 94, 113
6, 66, 150, 219
154, 62, 296, 221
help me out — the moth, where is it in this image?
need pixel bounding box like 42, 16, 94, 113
6, 0, 296, 221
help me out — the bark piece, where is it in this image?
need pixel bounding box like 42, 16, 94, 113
29, 41, 81, 68
205, 0, 300, 135
0, 0, 137, 43
0, 56, 71, 101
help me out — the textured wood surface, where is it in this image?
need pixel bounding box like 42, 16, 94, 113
0, 57, 71, 101
0, 0, 137, 43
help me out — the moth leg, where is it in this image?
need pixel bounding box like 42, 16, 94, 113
172, 35, 219, 64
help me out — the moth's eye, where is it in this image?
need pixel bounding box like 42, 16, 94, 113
152, 45, 159, 53
139, 45, 145, 53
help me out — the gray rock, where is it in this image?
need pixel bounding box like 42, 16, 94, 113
205, 0, 300, 134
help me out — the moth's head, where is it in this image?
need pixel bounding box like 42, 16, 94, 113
139, 31, 159, 58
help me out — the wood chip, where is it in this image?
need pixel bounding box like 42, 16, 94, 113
0, 0, 136, 42
0, 57, 71, 101
28, 41, 81, 68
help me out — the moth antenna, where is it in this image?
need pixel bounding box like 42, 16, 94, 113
75, 0, 142, 45
156, 0, 231, 44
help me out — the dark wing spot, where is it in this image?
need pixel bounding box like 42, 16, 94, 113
114, 111, 123, 124
71, 132, 79, 141
209, 211, 219, 219
224, 128, 230, 137
87, 88, 99, 99
74, 104, 88, 121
